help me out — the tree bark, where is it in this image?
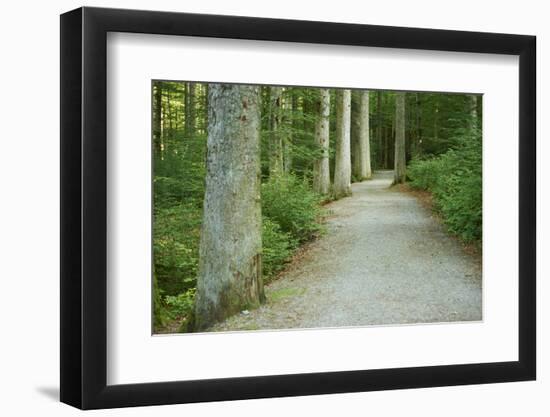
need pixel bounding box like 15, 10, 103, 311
185, 82, 196, 136
269, 86, 284, 176
358, 90, 372, 179
333, 89, 352, 198
194, 84, 264, 331
153, 83, 162, 155
414, 92, 422, 157
351, 91, 360, 180
313, 88, 331, 195
394, 92, 406, 184
283, 91, 293, 173
469, 94, 478, 131
377, 91, 382, 169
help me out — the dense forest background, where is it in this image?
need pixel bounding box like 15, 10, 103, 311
152, 81, 482, 333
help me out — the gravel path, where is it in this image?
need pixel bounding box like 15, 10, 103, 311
209, 171, 482, 332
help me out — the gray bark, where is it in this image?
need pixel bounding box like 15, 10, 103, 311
351, 92, 360, 180
185, 82, 196, 136
333, 89, 352, 198
358, 90, 372, 179
469, 94, 478, 131
313, 88, 331, 195
153, 83, 162, 155
269, 86, 284, 176
194, 84, 264, 330
394, 92, 406, 184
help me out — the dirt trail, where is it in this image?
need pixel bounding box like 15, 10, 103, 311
209, 170, 482, 332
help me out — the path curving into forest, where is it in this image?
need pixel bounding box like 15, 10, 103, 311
209, 170, 482, 332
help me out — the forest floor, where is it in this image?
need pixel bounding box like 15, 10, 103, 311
208, 170, 482, 332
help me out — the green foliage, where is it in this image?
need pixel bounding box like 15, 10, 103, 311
153, 203, 202, 296
261, 174, 324, 243
153, 271, 169, 327
164, 288, 196, 319
408, 128, 482, 242
261, 217, 297, 281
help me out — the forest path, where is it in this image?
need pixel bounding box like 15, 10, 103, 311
209, 170, 482, 332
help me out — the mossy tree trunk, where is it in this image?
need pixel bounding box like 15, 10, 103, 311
333, 89, 352, 198
313, 88, 331, 195
394, 92, 406, 184
194, 84, 264, 331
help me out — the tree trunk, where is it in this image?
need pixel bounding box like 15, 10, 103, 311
351, 91, 360, 180
313, 88, 331, 195
414, 92, 422, 157
185, 82, 196, 136
358, 90, 372, 179
377, 91, 382, 169
333, 89, 352, 198
153, 83, 162, 155
283, 91, 293, 173
469, 94, 478, 131
434, 95, 439, 142
384, 125, 389, 169
167, 89, 173, 134
194, 84, 264, 331
394, 92, 406, 184
269, 86, 284, 176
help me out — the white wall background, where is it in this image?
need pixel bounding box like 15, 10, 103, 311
0, 0, 545, 416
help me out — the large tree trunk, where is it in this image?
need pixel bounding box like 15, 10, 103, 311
333, 89, 352, 198
269, 86, 284, 176
394, 92, 406, 184
313, 88, 331, 195
358, 90, 372, 179
194, 84, 264, 331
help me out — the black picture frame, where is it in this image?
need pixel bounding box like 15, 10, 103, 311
60, 6, 536, 410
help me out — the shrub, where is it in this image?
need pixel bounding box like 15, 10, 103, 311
164, 288, 196, 319
408, 129, 482, 242
153, 203, 202, 296
262, 217, 297, 281
261, 174, 324, 243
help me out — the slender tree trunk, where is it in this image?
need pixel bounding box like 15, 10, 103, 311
185, 83, 196, 136
333, 89, 352, 198
351, 92, 360, 180
269, 86, 284, 176
153, 83, 162, 155
384, 125, 389, 169
283, 91, 293, 173
358, 90, 371, 179
194, 84, 264, 331
377, 91, 382, 169
184, 83, 190, 135
434, 95, 439, 142
313, 88, 331, 195
167, 89, 173, 134
415, 92, 422, 157
394, 92, 406, 184
469, 94, 478, 131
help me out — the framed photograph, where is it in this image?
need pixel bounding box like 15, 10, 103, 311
60, 6, 536, 410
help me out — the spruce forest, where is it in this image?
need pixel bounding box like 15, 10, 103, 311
153, 81, 482, 333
